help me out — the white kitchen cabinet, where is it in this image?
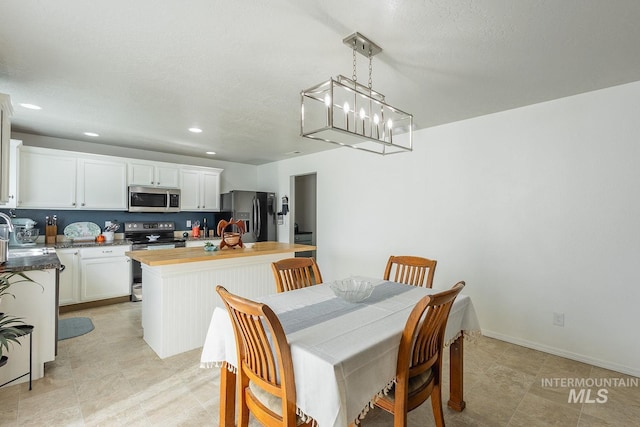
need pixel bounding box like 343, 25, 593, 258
180, 167, 223, 211
128, 161, 179, 188
17, 147, 127, 210
0, 93, 12, 204
78, 156, 127, 209
57, 248, 80, 305
79, 246, 131, 302
0, 139, 21, 208
17, 146, 77, 208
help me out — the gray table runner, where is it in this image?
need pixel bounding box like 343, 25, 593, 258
278, 281, 413, 334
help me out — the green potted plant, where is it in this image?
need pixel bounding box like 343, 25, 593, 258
0, 272, 41, 364
0, 313, 25, 366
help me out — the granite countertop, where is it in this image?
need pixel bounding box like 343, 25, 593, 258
1, 239, 132, 272
126, 242, 317, 267
1, 246, 61, 273
184, 236, 222, 242
54, 239, 132, 249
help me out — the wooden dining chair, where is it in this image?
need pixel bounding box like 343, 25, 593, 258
383, 255, 437, 288
216, 286, 314, 427
271, 257, 323, 293
373, 281, 465, 427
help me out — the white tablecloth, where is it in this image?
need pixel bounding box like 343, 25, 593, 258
201, 279, 480, 427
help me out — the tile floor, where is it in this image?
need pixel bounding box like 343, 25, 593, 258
0, 302, 638, 426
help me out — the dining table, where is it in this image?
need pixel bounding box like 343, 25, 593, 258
200, 278, 481, 427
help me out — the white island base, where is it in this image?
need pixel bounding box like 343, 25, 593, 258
141, 251, 295, 359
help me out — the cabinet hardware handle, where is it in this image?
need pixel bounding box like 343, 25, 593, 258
81, 203, 85, 206
9, 195, 14, 199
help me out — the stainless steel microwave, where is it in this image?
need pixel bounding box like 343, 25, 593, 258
128, 186, 181, 213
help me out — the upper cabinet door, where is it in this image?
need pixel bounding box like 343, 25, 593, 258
128, 162, 155, 186
155, 165, 179, 188
201, 170, 221, 211
179, 169, 201, 210
0, 140, 21, 208
78, 157, 127, 209
17, 147, 77, 208
179, 167, 223, 211
128, 161, 179, 187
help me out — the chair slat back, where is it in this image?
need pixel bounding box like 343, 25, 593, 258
271, 257, 323, 293
384, 255, 437, 288
217, 286, 300, 426
400, 281, 465, 376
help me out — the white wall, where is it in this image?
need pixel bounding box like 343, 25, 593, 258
12, 132, 257, 192
259, 81, 640, 376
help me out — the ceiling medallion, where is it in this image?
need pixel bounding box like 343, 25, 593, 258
301, 32, 413, 155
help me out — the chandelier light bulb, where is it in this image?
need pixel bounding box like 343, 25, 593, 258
324, 94, 331, 106
343, 102, 350, 130
373, 114, 380, 139
359, 108, 366, 119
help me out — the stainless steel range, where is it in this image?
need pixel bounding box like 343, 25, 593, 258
125, 221, 186, 301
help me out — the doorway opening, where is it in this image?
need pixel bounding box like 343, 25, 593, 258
291, 173, 317, 258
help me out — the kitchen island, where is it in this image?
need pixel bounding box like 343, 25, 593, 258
126, 242, 316, 358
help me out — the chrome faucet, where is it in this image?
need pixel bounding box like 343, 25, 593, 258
0, 212, 14, 232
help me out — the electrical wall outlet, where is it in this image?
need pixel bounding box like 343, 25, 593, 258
105, 220, 112, 228
186, 220, 192, 228
553, 312, 565, 327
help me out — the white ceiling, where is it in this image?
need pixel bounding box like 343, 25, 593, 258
2, 1, 640, 165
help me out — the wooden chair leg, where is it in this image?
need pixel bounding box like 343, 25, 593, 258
219, 364, 236, 427
431, 384, 445, 427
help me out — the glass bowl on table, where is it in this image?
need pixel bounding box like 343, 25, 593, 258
330, 277, 374, 303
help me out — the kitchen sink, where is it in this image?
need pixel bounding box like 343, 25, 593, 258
8, 247, 57, 258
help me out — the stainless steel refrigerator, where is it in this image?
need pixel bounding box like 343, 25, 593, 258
220, 191, 277, 243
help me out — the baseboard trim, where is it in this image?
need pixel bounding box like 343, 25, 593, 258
481, 329, 640, 378
59, 296, 131, 313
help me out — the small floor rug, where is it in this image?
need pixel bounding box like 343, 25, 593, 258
58, 317, 94, 340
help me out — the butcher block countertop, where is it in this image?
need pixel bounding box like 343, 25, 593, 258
126, 242, 316, 267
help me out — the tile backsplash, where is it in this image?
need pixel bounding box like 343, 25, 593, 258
4, 209, 232, 237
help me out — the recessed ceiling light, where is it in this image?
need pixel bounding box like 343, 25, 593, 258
205, 151, 216, 155
20, 103, 42, 110
189, 127, 203, 133
84, 132, 99, 137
